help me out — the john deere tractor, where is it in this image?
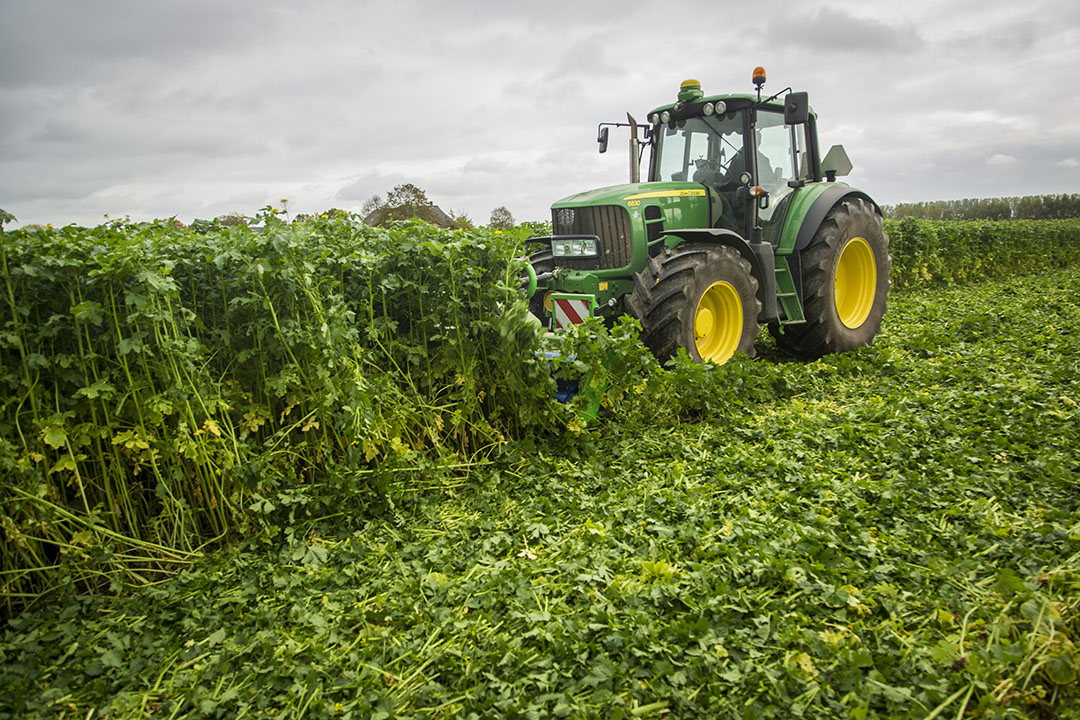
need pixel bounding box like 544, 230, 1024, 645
524, 68, 891, 363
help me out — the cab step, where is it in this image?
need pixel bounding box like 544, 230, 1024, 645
774, 256, 805, 325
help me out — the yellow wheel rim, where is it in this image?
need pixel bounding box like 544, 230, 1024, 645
695, 281, 743, 364
542, 291, 554, 313
834, 237, 877, 329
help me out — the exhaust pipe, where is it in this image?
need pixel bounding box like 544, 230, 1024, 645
627, 113, 640, 184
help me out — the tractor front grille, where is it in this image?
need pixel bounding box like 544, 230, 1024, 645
551, 205, 633, 270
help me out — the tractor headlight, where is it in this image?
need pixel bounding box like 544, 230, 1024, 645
660, 110, 671, 124
714, 100, 727, 115
551, 238, 599, 258
649, 113, 659, 124
556, 208, 575, 228
703, 102, 714, 116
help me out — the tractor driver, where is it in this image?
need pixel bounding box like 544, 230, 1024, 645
719, 130, 780, 188
693, 128, 778, 233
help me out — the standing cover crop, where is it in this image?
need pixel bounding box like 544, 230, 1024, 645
883, 217, 1080, 286
0, 212, 555, 613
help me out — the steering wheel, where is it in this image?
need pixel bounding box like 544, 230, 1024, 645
693, 158, 723, 185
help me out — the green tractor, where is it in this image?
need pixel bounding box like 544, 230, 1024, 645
524, 68, 891, 364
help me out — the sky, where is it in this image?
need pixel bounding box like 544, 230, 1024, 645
2, 0, 1079, 228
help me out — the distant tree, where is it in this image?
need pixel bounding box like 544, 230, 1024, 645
1040, 193, 1080, 219
489, 206, 515, 229
215, 213, 248, 226
449, 210, 474, 230
361, 194, 382, 217
365, 183, 454, 227
980, 199, 1012, 221
385, 183, 431, 209
1014, 196, 1041, 219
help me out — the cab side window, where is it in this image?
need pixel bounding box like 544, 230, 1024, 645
756, 110, 802, 223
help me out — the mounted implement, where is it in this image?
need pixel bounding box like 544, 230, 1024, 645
527, 68, 891, 364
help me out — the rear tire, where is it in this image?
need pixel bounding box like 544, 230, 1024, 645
773, 197, 891, 358
627, 244, 760, 364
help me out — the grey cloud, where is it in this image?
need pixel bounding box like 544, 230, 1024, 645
33, 117, 94, 144
0, 172, 107, 202
858, 139, 1080, 206
547, 38, 625, 81
769, 6, 922, 54
0, 1, 264, 87
461, 157, 514, 174
2, 0, 1078, 228
335, 170, 409, 202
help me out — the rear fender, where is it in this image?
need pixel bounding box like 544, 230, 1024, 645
789, 185, 881, 253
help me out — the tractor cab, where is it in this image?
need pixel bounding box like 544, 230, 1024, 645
640, 74, 823, 245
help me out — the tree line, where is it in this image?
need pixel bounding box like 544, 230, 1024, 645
883, 194, 1080, 221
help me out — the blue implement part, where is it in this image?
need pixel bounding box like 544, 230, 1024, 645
543, 350, 580, 403
555, 379, 580, 404
541, 350, 601, 422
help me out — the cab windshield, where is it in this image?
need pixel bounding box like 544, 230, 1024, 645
651, 115, 744, 185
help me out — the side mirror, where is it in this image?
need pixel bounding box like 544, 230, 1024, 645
784, 91, 809, 125
598, 127, 609, 154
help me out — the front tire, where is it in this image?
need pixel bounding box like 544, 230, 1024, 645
774, 197, 891, 358
627, 244, 761, 364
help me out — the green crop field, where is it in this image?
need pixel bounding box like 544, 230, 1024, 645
1, 211, 1078, 718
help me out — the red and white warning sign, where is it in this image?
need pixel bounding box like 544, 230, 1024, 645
552, 294, 594, 329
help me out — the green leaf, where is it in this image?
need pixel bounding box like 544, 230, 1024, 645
100, 649, 123, 669
43, 427, 67, 449
1047, 654, 1077, 685
48, 455, 78, 475
76, 378, 116, 400
70, 301, 104, 326
995, 568, 1028, 599
117, 337, 144, 355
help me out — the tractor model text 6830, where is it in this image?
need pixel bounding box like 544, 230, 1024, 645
523, 68, 891, 365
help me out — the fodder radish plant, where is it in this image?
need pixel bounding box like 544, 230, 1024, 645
0, 211, 555, 614
883, 216, 1080, 287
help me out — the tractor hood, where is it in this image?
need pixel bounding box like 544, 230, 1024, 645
552, 181, 709, 209
552, 182, 646, 208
